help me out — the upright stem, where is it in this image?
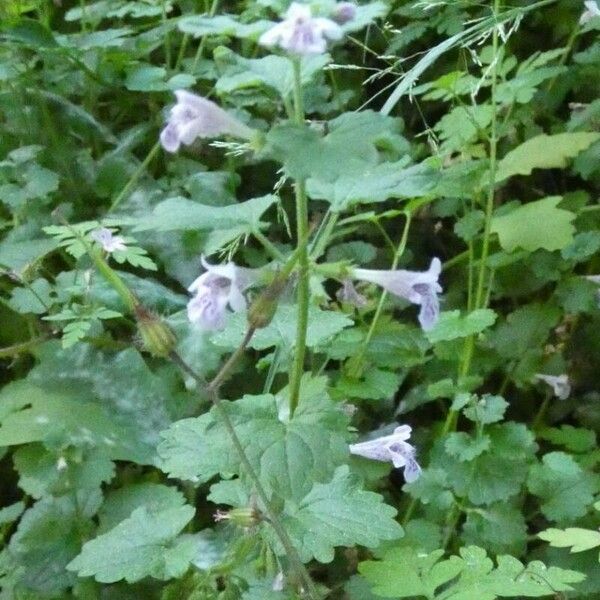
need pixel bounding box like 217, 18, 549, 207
170, 350, 321, 599
474, 0, 501, 312
288, 57, 310, 416
442, 0, 501, 488
109, 142, 161, 213
191, 0, 220, 73
443, 0, 502, 437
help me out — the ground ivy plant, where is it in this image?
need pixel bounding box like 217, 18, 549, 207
0, 0, 599, 598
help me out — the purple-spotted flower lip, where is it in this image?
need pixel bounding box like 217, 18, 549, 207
534, 373, 571, 400
160, 90, 254, 154
259, 2, 344, 55
90, 227, 127, 253
351, 258, 442, 331
186, 256, 262, 331
349, 424, 422, 483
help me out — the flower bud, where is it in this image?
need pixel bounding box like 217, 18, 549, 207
213, 507, 261, 528
247, 273, 288, 330
135, 304, 177, 357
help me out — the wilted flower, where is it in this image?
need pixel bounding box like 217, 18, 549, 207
336, 279, 367, 308
160, 90, 254, 153
534, 373, 571, 400
349, 424, 422, 483
580, 0, 600, 24
352, 258, 442, 330
91, 228, 126, 253
187, 257, 261, 330
259, 2, 343, 55
332, 2, 357, 24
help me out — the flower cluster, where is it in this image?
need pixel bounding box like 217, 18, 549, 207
349, 424, 422, 483
160, 90, 254, 154
187, 257, 261, 331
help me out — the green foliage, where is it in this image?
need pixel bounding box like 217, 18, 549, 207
496, 133, 600, 182
527, 452, 599, 523
358, 545, 584, 599
67, 505, 196, 583
159, 381, 349, 501
275, 466, 403, 563
2, 0, 600, 596
491, 197, 576, 252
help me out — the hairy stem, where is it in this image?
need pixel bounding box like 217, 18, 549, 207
288, 57, 310, 416
109, 142, 161, 213
170, 350, 321, 599
443, 0, 502, 437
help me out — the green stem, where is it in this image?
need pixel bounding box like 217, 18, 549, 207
288, 58, 310, 417
208, 328, 255, 392
170, 351, 321, 599
109, 142, 161, 213
88, 248, 137, 312
174, 33, 190, 71
0, 337, 47, 358
253, 229, 285, 262
532, 394, 551, 431
162, 0, 172, 69
443, 0, 502, 438
474, 2, 501, 312
191, 0, 220, 73
309, 212, 338, 260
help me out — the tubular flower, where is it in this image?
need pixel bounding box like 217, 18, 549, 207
580, 0, 600, 24
91, 228, 126, 253
160, 90, 254, 153
352, 258, 442, 331
187, 257, 261, 330
534, 373, 571, 400
349, 425, 422, 483
259, 2, 343, 55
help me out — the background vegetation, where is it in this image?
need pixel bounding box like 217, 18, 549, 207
1, 0, 600, 598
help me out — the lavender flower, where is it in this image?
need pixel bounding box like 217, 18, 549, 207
259, 2, 343, 55
91, 228, 126, 253
160, 90, 254, 154
534, 374, 571, 400
350, 425, 421, 483
580, 0, 600, 24
187, 257, 260, 330
352, 258, 442, 330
